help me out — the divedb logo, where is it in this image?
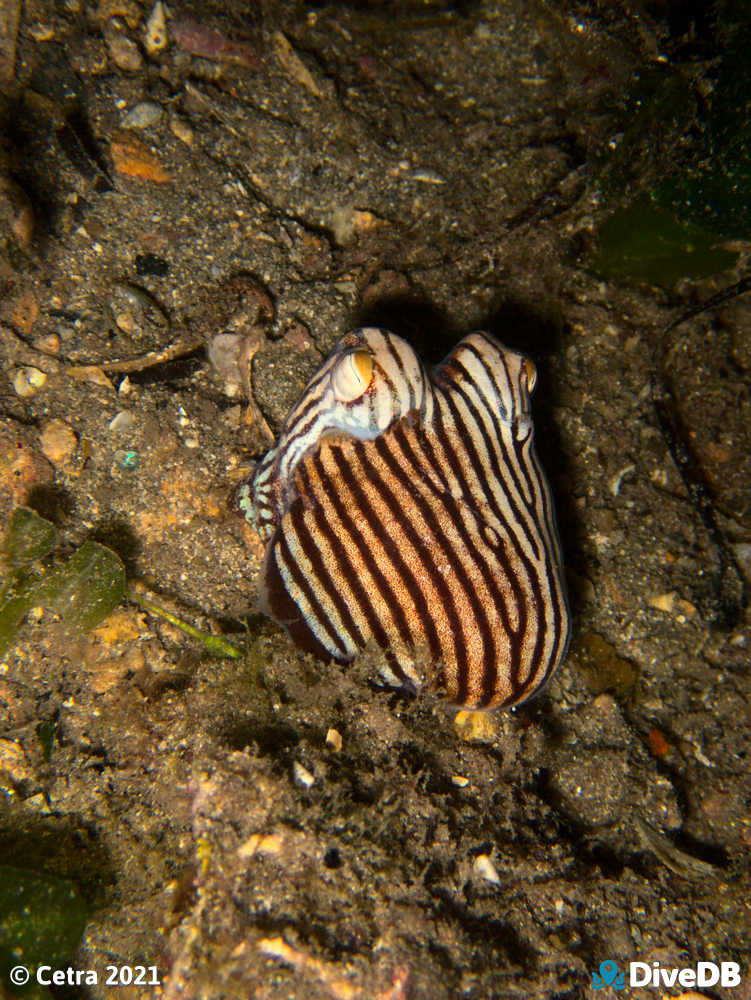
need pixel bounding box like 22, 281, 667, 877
591, 959, 742, 990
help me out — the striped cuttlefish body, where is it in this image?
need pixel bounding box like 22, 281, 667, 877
237, 328, 570, 710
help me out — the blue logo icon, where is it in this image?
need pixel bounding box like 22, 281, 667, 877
591, 960, 626, 990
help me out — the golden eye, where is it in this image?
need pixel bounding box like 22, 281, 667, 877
523, 358, 537, 394
331, 349, 374, 401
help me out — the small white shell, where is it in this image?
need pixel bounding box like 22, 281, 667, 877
331, 349, 373, 402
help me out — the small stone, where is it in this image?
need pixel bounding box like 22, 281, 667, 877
144, 0, 167, 53
0, 427, 54, 510
325, 728, 342, 752
649, 592, 676, 613
273, 30, 322, 97
647, 728, 671, 759
170, 117, 194, 146
0, 175, 34, 248
114, 310, 136, 334
39, 419, 77, 464
472, 854, 500, 886
451, 775, 469, 788
0, 739, 34, 788
292, 761, 315, 788
172, 17, 258, 67
97, 0, 141, 29
110, 131, 171, 182
3, 289, 39, 335
454, 709, 498, 743
12, 367, 47, 398
33, 332, 61, 355
108, 410, 135, 433
29, 21, 55, 40
121, 101, 162, 129
104, 19, 143, 72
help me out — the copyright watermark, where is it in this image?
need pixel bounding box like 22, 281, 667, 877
9, 966, 29, 986
5, 965, 161, 988
591, 959, 743, 990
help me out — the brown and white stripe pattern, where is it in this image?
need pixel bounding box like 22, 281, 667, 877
239, 328, 570, 709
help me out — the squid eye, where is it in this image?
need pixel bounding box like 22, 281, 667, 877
523, 358, 537, 394
331, 349, 374, 401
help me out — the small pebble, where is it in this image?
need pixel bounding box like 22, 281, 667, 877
453, 709, 498, 744
647, 728, 671, 759
29, 23, 55, 41
0, 175, 34, 248
144, 0, 167, 53
97, 0, 141, 29
412, 168, 446, 184
110, 282, 169, 340
110, 131, 171, 182
170, 117, 194, 146
39, 419, 77, 464
648, 592, 676, 613
33, 332, 61, 355
292, 761, 315, 788
12, 367, 47, 398
104, 20, 143, 73
0, 738, 35, 787
109, 410, 135, 433
472, 854, 500, 886
325, 728, 342, 752
121, 101, 163, 129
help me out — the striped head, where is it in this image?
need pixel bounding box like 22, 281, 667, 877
239, 328, 571, 710
238, 328, 433, 539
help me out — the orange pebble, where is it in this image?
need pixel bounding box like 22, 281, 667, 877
647, 728, 670, 758
110, 131, 171, 182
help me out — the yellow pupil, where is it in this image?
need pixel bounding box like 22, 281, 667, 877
352, 350, 374, 387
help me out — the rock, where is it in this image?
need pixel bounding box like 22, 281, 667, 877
472, 854, 500, 886
121, 101, 162, 129
103, 18, 143, 73
144, 0, 167, 54
39, 419, 77, 464
547, 750, 628, 827
12, 366, 46, 398
110, 131, 171, 182
0, 174, 34, 248
0, 738, 34, 789
170, 117, 194, 146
